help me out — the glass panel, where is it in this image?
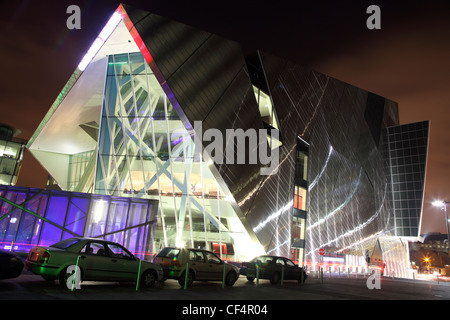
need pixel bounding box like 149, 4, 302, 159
45, 195, 68, 226
105, 200, 127, 244
39, 223, 62, 246
4, 141, 21, 159
65, 197, 88, 235
86, 198, 109, 237
130, 52, 145, 75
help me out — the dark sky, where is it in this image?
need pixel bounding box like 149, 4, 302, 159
1, 0, 449, 234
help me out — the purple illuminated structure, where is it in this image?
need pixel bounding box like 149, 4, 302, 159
0, 185, 158, 259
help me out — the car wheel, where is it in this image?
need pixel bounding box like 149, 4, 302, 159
225, 271, 237, 286
140, 269, 156, 288
178, 270, 194, 287
246, 276, 255, 282
270, 272, 280, 285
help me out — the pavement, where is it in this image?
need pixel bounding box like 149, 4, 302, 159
1, 270, 449, 300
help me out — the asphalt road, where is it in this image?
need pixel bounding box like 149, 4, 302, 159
1, 270, 449, 301
1, 270, 448, 319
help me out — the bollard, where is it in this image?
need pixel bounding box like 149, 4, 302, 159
256, 264, 260, 287
320, 268, 323, 284
184, 262, 189, 290
347, 268, 350, 279
329, 267, 331, 279
338, 267, 340, 279
300, 269, 304, 285
222, 263, 226, 289
135, 259, 142, 291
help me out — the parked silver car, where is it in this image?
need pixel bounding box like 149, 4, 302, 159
153, 247, 240, 287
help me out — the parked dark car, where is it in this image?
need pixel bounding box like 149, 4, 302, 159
240, 255, 307, 284
153, 247, 240, 287
0, 249, 24, 280
26, 237, 163, 289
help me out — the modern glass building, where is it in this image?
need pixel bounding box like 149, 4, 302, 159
24, 4, 429, 276
0, 124, 26, 186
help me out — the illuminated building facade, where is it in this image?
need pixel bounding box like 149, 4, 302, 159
23, 4, 429, 276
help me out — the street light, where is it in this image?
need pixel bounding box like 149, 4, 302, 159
432, 200, 450, 254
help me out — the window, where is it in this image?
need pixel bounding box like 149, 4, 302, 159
107, 243, 133, 259
275, 258, 285, 266
189, 250, 204, 262
285, 259, 295, 267
294, 186, 307, 211
51, 238, 82, 249
83, 242, 107, 256
204, 252, 222, 264
156, 247, 179, 258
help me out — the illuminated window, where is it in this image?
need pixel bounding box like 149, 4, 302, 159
245, 52, 283, 150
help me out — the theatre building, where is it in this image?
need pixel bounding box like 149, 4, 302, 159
1, 4, 429, 278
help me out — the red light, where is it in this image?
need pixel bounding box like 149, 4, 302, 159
171, 257, 181, 267
39, 251, 50, 263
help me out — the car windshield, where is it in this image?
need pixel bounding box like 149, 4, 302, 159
50, 238, 82, 249
157, 247, 180, 258
251, 256, 273, 265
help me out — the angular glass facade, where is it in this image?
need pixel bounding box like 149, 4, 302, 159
94, 52, 261, 261
383, 121, 430, 237
0, 185, 157, 259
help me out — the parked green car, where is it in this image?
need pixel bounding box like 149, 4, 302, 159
26, 237, 163, 289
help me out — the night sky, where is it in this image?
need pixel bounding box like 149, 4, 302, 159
1, 0, 449, 234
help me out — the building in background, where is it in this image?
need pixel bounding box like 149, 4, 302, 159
0, 124, 26, 186
21, 4, 429, 277
411, 232, 449, 253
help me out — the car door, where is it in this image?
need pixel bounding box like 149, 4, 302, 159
274, 257, 286, 279
187, 249, 208, 280
283, 258, 300, 280
79, 241, 118, 281
203, 251, 223, 280
105, 243, 139, 282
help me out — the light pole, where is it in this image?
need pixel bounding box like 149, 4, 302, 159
432, 200, 450, 255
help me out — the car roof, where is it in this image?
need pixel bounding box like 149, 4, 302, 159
160, 247, 216, 253
255, 255, 291, 260
66, 237, 113, 243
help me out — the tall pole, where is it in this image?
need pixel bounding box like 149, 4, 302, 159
433, 200, 450, 255
444, 201, 450, 255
